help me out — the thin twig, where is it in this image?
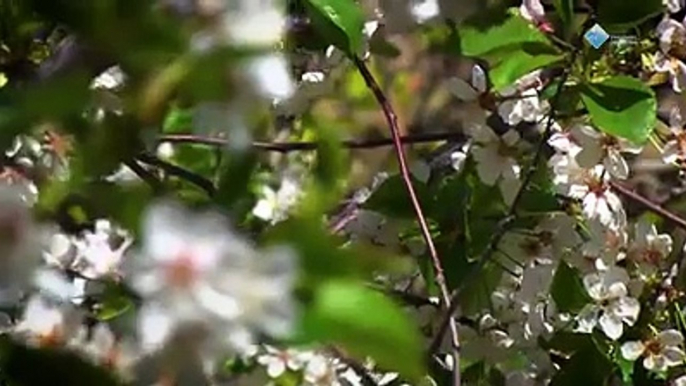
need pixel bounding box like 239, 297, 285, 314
352, 55, 461, 386
428, 60, 574, 355
157, 131, 465, 152
123, 159, 164, 193
136, 152, 216, 196
610, 181, 686, 230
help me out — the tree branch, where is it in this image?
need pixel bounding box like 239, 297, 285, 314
610, 181, 686, 230
136, 152, 216, 196
157, 131, 465, 153
352, 55, 461, 386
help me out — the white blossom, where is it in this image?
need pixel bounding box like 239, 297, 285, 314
14, 295, 82, 347
68, 324, 138, 379
663, 106, 686, 165
257, 345, 312, 378
577, 267, 640, 340
252, 175, 302, 224
628, 218, 673, 275
498, 71, 548, 126
72, 220, 132, 279
558, 161, 626, 230
304, 354, 342, 386
246, 54, 295, 102
411, 0, 440, 23
665, 0, 685, 13
622, 329, 685, 372
91, 66, 126, 90
470, 127, 522, 205
520, 0, 553, 32
447, 65, 489, 129
128, 201, 297, 355
655, 52, 686, 93
570, 124, 642, 180
222, 0, 286, 47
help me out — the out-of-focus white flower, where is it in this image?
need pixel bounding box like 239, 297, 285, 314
257, 345, 312, 378
666, 0, 685, 13
450, 142, 471, 172
572, 219, 626, 273
622, 329, 685, 372
411, 0, 440, 23
470, 127, 522, 204
675, 375, 686, 386
105, 164, 142, 184
447, 65, 490, 130
68, 324, 138, 379
304, 354, 342, 386
33, 268, 85, 304
628, 218, 673, 275
252, 175, 302, 224
657, 17, 686, 54
42, 231, 76, 269
570, 124, 642, 180
655, 52, 686, 93
246, 54, 295, 102
577, 267, 640, 340
344, 210, 400, 247
498, 71, 548, 126
0, 185, 41, 305
410, 160, 431, 183
129, 201, 297, 355
223, 0, 286, 47
663, 106, 686, 165
72, 220, 132, 279
520, 0, 553, 32
14, 295, 82, 347
91, 66, 126, 90
449, 65, 488, 102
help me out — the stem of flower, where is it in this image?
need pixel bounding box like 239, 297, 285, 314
352, 55, 462, 386
136, 152, 216, 197
609, 181, 686, 230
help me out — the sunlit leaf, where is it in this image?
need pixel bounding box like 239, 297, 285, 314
301, 280, 425, 381
303, 0, 365, 57
580, 76, 657, 144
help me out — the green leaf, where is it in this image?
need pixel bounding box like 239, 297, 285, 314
487, 43, 565, 92
580, 76, 657, 144
301, 280, 425, 381
303, 0, 365, 57
214, 151, 257, 218
597, 0, 663, 34
551, 260, 591, 313
554, 0, 574, 27
550, 341, 613, 386
95, 281, 135, 321
458, 8, 552, 58
365, 174, 433, 219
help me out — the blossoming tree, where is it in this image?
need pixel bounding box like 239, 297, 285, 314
4, 0, 686, 385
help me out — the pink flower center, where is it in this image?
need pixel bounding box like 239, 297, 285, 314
165, 251, 197, 288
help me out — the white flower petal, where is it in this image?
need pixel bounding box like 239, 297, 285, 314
599, 312, 624, 340
621, 341, 646, 361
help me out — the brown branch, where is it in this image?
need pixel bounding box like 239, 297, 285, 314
352, 55, 461, 386
124, 159, 164, 193
157, 131, 465, 152
136, 152, 216, 197
610, 181, 686, 230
